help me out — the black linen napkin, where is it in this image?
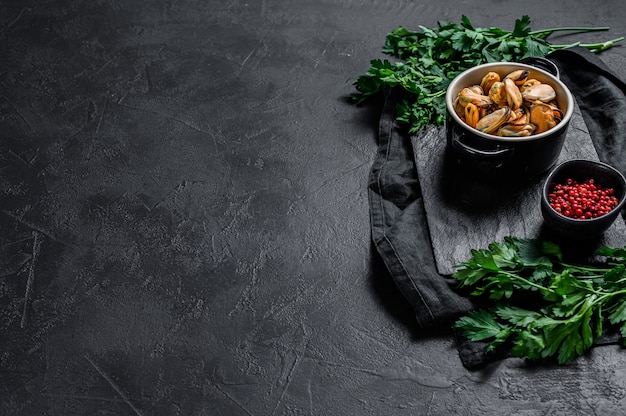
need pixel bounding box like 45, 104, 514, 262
368, 47, 626, 368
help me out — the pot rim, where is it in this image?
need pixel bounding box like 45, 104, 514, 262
446, 61, 574, 143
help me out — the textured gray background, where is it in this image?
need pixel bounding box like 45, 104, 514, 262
2, 1, 626, 415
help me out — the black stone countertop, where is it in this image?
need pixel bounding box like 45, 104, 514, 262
3, 1, 626, 414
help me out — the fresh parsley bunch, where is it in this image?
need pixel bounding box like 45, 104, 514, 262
453, 237, 626, 365
352, 15, 623, 133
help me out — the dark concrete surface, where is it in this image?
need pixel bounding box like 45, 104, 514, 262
2, 1, 626, 415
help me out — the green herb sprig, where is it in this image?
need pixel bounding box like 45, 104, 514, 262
452, 237, 626, 365
352, 15, 623, 133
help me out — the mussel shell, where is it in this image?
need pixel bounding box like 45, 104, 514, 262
475, 106, 510, 134
522, 83, 556, 102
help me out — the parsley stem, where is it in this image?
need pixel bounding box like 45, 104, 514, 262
499, 270, 557, 295
428, 90, 446, 98
549, 41, 581, 50
530, 26, 610, 36
557, 262, 612, 274
550, 37, 624, 52
597, 288, 626, 301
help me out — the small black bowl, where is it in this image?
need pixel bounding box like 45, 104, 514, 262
541, 159, 626, 240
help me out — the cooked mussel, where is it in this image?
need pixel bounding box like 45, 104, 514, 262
455, 68, 563, 137
504, 69, 530, 85
497, 123, 535, 137
480, 71, 500, 93
488, 82, 508, 107
464, 102, 480, 128
458, 87, 493, 108
529, 102, 558, 134
475, 106, 510, 134
504, 78, 522, 110
522, 83, 557, 102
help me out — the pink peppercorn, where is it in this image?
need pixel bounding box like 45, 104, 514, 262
547, 178, 619, 220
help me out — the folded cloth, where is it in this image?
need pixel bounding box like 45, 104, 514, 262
368, 47, 626, 369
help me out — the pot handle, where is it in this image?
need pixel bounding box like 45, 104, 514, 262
519, 56, 560, 79
449, 133, 514, 159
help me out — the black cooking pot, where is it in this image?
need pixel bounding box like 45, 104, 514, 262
445, 60, 574, 183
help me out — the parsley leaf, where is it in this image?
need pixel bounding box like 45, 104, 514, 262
352, 15, 622, 133
453, 237, 626, 365
512, 15, 532, 37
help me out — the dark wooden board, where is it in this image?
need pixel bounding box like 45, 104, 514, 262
413, 102, 626, 275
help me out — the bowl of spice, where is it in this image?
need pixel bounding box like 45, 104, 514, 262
541, 159, 626, 239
